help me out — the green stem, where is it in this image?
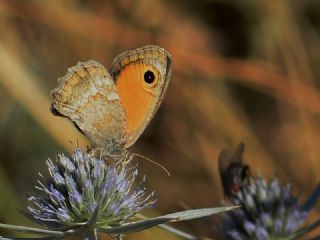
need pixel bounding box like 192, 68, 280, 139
83, 228, 98, 240
0, 223, 64, 236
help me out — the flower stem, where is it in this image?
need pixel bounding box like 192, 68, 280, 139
83, 228, 98, 240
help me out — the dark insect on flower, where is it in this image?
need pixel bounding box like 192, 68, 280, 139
26, 148, 156, 231
217, 144, 320, 240
218, 142, 250, 198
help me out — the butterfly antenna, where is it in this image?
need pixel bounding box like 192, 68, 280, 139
133, 153, 171, 176
68, 139, 80, 148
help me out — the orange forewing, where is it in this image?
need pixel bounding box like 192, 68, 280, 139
115, 63, 160, 142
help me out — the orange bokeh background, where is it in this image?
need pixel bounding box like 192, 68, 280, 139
0, 1, 319, 239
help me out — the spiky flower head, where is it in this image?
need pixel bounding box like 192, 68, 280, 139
221, 176, 309, 240
27, 148, 156, 230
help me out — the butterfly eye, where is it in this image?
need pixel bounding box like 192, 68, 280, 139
144, 70, 155, 84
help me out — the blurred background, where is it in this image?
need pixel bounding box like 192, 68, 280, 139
0, 0, 319, 239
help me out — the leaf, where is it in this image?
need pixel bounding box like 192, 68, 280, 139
154, 206, 238, 222
0, 223, 64, 237
98, 217, 170, 234
98, 206, 237, 234
0, 236, 59, 240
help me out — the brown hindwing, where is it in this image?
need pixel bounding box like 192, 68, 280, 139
51, 60, 126, 155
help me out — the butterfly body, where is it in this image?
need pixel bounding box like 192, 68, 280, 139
51, 45, 172, 157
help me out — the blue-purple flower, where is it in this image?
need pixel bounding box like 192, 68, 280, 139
27, 148, 156, 230
218, 143, 319, 240
0, 147, 242, 239
221, 176, 309, 240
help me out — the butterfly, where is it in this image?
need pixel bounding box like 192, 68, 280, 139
51, 45, 172, 159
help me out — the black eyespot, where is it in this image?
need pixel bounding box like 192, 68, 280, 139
144, 70, 155, 84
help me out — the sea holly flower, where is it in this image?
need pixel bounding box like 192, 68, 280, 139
218, 143, 320, 240
0, 148, 236, 240
27, 148, 156, 230
221, 176, 313, 240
